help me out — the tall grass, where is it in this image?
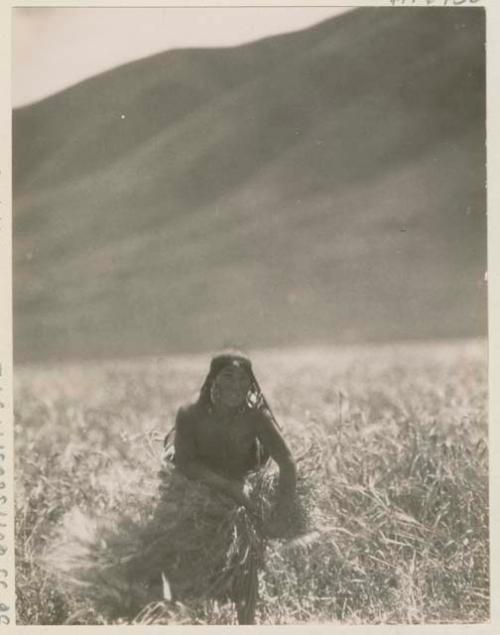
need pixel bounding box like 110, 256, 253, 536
14, 340, 488, 624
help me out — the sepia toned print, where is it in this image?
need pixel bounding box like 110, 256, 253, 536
11, 4, 489, 626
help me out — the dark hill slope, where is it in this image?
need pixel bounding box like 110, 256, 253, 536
13, 8, 486, 362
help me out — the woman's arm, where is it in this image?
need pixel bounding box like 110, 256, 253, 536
174, 405, 254, 510
255, 409, 297, 501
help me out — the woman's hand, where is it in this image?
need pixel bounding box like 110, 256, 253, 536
263, 495, 296, 538
228, 481, 258, 514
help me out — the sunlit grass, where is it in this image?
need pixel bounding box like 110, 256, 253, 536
15, 340, 488, 624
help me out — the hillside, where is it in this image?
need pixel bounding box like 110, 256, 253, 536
13, 8, 487, 362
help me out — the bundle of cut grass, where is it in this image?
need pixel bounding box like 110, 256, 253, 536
43, 462, 318, 623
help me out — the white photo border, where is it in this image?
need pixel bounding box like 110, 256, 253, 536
1, 1, 497, 632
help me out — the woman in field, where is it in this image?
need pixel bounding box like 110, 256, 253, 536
153, 351, 297, 624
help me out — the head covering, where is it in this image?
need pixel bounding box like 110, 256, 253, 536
198, 351, 255, 407
197, 350, 280, 429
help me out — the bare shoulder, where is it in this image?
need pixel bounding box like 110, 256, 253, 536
176, 402, 201, 427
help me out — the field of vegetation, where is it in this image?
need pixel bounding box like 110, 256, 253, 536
14, 340, 489, 624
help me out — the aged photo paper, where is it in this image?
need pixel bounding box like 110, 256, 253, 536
1, 0, 499, 632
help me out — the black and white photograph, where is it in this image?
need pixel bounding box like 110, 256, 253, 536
10, 1, 491, 626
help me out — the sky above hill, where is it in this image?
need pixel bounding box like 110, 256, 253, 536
13, 7, 352, 107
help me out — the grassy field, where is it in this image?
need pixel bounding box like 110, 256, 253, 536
14, 340, 489, 625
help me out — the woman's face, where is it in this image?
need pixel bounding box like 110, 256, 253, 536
213, 364, 252, 409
